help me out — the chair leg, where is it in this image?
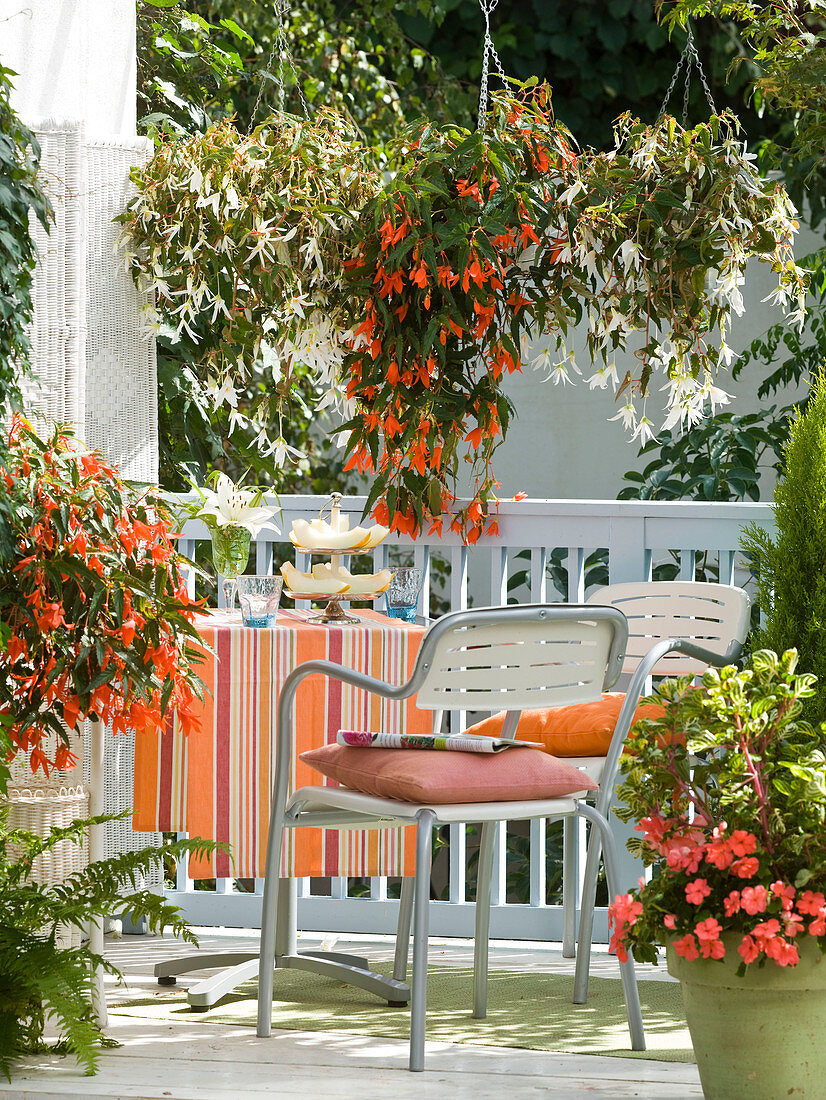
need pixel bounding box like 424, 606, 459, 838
409, 808, 435, 1072
257, 807, 287, 1038
572, 828, 602, 1004
472, 820, 498, 1019
578, 805, 645, 1051
394, 876, 414, 983
561, 817, 577, 959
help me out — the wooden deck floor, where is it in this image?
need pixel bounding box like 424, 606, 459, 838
2, 929, 702, 1099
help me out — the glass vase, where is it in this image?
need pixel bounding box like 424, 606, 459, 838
210, 525, 251, 610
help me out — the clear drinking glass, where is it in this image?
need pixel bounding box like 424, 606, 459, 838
237, 575, 283, 628
210, 524, 252, 610
385, 566, 424, 623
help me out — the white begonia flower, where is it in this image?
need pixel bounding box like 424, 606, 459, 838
609, 400, 638, 432
531, 344, 557, 378
618, 240, 646, 273
558, 180, 586, 206
195, 474, 279, 537
202, 375, 238, 410
631, 414, 658, 446
578, 248, 601, 281
586, 362, 619, 391
699, 378, 731, 414
547, 353, 581, 386
719, 341, 736, 368
269, 436, 306, 469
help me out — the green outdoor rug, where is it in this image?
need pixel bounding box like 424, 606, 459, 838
111, 964, 694, 1062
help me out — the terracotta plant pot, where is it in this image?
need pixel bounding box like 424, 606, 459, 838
667, 934, 826, 1099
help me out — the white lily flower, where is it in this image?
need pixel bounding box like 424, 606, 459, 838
195, 474, 280, 537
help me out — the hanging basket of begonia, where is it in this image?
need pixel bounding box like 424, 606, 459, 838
338, 93, 807, 540
337, 84, 577, 541
547, 109, 807, 441
118, 110, 380, 461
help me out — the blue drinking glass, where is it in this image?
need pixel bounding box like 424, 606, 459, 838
385, 567, 423, 624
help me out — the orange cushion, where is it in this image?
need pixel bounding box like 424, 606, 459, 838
299, 745, 598, 804
464, 693, 667, 757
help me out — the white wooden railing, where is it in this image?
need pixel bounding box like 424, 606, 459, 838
165, 496, 773, 941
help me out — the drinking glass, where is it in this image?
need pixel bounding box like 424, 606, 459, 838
237, 575, 283, 628
385, 567, 424, 623
210, 525, 251, 611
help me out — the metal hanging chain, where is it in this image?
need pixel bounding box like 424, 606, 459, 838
656, 20, 717, 126
250, 0, 310, 126
477, 0, 508, 129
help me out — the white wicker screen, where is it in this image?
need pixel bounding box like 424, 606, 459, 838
20, 120, 87, 429
19, 124, 163, 887
83, 137, 162, 888
84, 137, 157, 482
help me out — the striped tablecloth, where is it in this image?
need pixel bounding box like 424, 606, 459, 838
132, 608, 428, 880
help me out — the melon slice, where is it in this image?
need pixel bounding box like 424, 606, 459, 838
359, 524, 390, 549
289, 518, 374, 551
280, 561, 349, 595
310, 562, 394, 595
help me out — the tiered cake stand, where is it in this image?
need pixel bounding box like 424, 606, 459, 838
282, 493, 389, 625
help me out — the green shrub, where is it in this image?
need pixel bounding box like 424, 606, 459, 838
743, 370, 826, 720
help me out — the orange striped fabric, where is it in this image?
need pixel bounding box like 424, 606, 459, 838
132, 608, 429, 879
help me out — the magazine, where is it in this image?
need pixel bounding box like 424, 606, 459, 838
336, 730, 544, 753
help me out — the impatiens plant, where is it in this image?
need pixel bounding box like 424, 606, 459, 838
610, 649, 826, 971
117, 111, 380, 465
337, 85, 576, 539
0, 417, 203, 782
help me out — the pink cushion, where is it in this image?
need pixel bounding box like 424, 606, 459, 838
299, 745, 598, 805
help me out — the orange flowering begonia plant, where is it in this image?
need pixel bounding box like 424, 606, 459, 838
338, 85, 576, 541
0, 417, 203, 783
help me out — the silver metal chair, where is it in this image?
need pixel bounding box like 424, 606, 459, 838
568, 581, 751, 1002
256, 604, 646, 1071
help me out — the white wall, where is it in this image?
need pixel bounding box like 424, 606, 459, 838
490, 219, 824, 501
0, 0, 136, 137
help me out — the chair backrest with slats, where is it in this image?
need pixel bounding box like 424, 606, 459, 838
586, 582, 750, 675
412, 604, 627, 712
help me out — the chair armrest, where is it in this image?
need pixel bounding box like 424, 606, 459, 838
594, 633, 743, 815
280, 657, 415, 705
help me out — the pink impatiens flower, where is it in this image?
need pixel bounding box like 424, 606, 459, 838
723, 890, 742, 917
608, 893, 644, 963
771, 881, 796, 911
783, 911, 804, 939
729, 830, 757, 857
731, 856, 760, 879
738, 934, 760, 964
695, 917, 725, 959
673, 933, 700, 961
740, 885, 768, 915
797, 890, 826, 916
665, 841, 703, 874
685, 878, 712, 905
663, 913, 677, 930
